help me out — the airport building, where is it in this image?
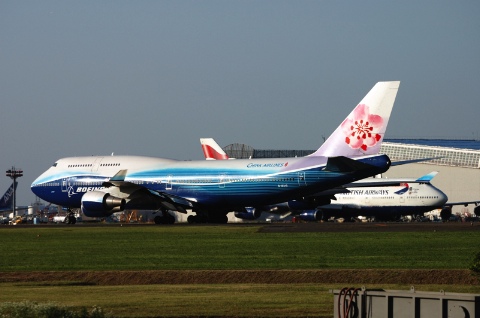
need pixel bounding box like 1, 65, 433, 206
223, 140, 480, 215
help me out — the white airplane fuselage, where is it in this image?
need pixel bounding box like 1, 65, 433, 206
31, 154, 391, 220
310, 182, 448, 221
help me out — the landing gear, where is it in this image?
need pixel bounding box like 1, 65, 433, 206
66, 209, 76, 224
154, 210, 175, 224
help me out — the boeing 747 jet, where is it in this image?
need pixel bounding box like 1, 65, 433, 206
31, 81, 399, 223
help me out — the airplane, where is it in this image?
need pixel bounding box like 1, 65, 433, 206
200, 139, 450, 222
201, 138, 231, 160
0, 181, 16, 212
298, 172, 449, 222
31, 81, 399, 224
0, 181, 25, 224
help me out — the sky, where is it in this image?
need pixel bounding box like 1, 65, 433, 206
1, 1, 479, 205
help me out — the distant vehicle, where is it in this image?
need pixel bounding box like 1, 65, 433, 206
0, 215, 10, 224
53, 212, 77, 224
31, 81, 399, 224
9, 215, 24, 225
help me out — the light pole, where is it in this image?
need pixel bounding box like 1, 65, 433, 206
6, 166, 23, 217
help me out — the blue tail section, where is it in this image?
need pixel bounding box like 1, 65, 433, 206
415, 171, 438, 183
0, 182, 17, 210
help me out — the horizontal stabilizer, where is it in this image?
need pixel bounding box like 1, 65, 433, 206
391, 157, 442, 166
325, 156, 372, 172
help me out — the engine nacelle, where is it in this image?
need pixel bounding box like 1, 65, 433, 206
234, 207, 262, 220
298, 210, 320, 222
81, 191, 126, 217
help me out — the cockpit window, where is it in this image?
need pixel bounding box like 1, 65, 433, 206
52, 163, 58, 167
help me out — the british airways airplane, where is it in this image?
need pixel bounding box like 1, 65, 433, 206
296, 172, 449, 221
31, 81, 399, 224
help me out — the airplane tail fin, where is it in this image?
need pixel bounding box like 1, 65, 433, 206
200, 138, 230, 160
415, 171, 438, 183
0, 181, 17, 210
309, 81, 400, 157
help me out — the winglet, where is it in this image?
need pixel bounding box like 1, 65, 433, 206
102, 170, 128, 187
415, 171, 438, 182
110, 169, 128, 182
310, 81, 400, 157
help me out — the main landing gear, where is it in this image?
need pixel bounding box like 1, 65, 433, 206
154, 210, 175, 224
66, 209, 76, 224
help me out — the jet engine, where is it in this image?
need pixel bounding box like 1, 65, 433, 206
81, 191, 126, 217
234, 207, 262, 220
298, 210, 321, 222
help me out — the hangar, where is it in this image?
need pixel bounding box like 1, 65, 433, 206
223, 140, 480, 215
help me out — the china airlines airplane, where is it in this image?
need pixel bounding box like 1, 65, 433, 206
200, 138, 449, 221
31, 81, 399, 224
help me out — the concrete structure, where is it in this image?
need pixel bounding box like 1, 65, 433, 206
331, 286, 479, 318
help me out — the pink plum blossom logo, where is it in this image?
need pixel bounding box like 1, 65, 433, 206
342, 104, 384, 152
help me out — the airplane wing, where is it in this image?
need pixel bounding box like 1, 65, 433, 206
340, 171, 439, 187
101, 169, 193, 213
444, 201, 480, 207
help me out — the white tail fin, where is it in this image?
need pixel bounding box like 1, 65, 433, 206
310, 81, 400, 157
200, 138, 230, 160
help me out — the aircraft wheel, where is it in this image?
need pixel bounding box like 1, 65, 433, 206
163, 212, 175, 224
187, 215, 196, 223
154, 216, 162, 224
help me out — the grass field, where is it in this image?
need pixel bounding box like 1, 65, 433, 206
0, 224, 478, 271
0, 224, 479, 317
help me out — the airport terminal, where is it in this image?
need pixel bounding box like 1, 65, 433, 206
223, 139, 480, 216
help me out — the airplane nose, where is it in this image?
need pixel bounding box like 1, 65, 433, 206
438, 189, 448, 205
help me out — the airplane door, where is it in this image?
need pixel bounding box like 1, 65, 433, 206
91, 157, 104, 172
61, 178, 68, 192
297, 172, 307, 186
166, 175, 173, 190
219, 174, 228, 188
61, 177, 74, 193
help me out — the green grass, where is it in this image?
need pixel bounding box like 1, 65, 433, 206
1, 225, 479, 317
1, 283, 479, 318
0, 225, 478, 271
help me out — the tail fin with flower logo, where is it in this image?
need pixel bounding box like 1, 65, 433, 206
309, 81, 400, 157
